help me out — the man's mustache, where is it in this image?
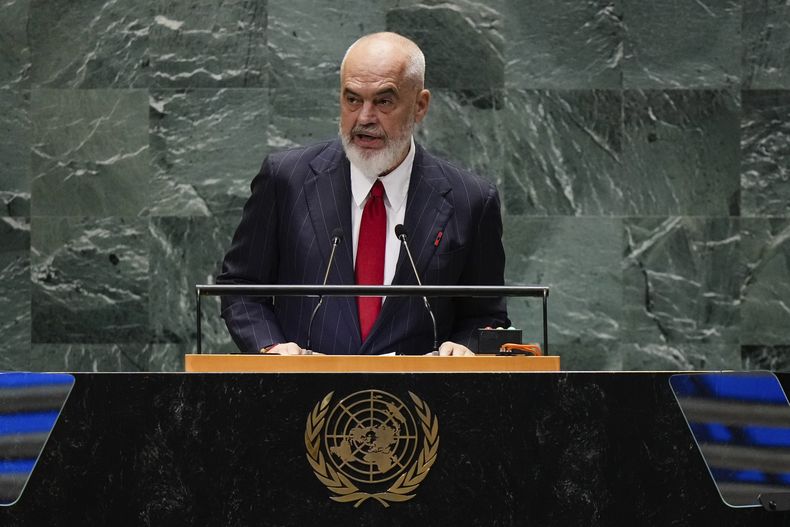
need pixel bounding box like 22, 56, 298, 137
351, 125, 386, 139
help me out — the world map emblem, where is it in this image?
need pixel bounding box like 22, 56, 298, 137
305, 389, 439, 507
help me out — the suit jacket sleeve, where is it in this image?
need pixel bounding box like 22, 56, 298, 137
448, 182, 510, 347
216, 155, 285, 353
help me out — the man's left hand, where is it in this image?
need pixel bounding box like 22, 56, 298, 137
436, 341, 474, 356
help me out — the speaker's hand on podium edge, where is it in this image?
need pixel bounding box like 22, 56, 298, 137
260, 342, 323, 355
435, 341, 475, 357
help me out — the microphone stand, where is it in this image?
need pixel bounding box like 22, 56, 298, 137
306, 229, 343, 352
396, 225, 439, 353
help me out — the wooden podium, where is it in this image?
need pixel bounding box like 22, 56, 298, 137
184, 354, 560, 372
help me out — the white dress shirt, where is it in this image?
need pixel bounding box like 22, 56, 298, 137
349, 136, 415, 287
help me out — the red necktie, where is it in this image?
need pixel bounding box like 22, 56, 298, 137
355, 180, 386, 341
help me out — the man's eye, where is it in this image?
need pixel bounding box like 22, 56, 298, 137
346, 96, 361, 105
376, 99, 393, 106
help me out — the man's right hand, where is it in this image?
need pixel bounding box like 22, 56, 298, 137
260, 342, 312, 355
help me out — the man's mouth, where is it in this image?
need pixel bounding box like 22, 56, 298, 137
353, 132, 385, 148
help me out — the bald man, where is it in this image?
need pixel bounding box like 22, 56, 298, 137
217, 32, 509, 356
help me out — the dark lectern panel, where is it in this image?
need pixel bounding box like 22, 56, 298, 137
0, 373, 787, 526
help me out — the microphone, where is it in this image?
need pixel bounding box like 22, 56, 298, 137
394, 224, 438, 352
306, 227, 344, 352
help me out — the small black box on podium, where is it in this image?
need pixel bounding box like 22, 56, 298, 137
476, 327, 522, 354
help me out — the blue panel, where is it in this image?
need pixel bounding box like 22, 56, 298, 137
743, 426, 790, 448
690, 422, 733, 443
0, 411, 60, 436
670, 374, 701, 398
710, 468, 768, 484
0, 460, 37, 475
0, 373, 74, 389
702, 375, 787, 404
671, 373, 787, 404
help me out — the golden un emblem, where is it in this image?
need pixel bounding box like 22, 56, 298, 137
305, 389, 439, 507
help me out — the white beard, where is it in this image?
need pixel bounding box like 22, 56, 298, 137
340, 120, 415, 177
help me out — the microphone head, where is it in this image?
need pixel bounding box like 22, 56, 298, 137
330, 227, 344, 242
394, 224, 408, 240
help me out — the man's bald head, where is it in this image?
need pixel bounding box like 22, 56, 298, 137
341, 32, 425, 91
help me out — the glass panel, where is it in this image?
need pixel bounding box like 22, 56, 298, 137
670, 372, 790, 508
0, 372, 74, 506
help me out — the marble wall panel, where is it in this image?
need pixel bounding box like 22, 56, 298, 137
29, 0, 269, 89
29, 0, 150, 88
742, 345, 790, 371
0, 0, 30, 89
742, 0, 790, 89
268, 0, 388, 89
415, 89, 504, 186
0, 218, 31, 370
622, 217, 742, 346
31, 89, 149, 217
740, 218, 790, 346
267, 88, 339, 149
150, 0, 268, 88
149, 89, 269, 217
504, 216, 622, 353
502, 89, 623, 215
387, 0, 504, 92
622, 0, 741, 88
620, 342, 741, 371
621, 90, 740, 215
29, 343, 183, 372
149, 216, 238, 355
503, 0, 622, 89
0, 90, 31, 216
741, 90, 790, 217
30, 217, 149, 343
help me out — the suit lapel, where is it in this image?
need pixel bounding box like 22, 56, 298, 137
305, 141, 361, 350
394, 146, 454, 284
362, 144, 454, 354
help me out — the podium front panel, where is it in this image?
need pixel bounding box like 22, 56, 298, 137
0, 372, 784, 526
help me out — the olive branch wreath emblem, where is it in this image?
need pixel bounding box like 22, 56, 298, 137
304, 391, 440, 508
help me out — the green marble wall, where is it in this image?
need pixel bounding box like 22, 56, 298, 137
1, 0, 789, 371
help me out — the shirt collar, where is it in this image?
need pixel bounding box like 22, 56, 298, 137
350, 136, 415, 213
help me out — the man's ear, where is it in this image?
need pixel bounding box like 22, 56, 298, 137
414, 89, 431, 123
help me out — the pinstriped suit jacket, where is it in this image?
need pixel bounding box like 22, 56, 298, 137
217, 139, 509, 355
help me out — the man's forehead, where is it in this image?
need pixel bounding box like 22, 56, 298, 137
340, 63, 409, 97
342, 74, 400, 94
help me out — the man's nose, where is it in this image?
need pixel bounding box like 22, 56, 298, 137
358, 101, 378, 125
